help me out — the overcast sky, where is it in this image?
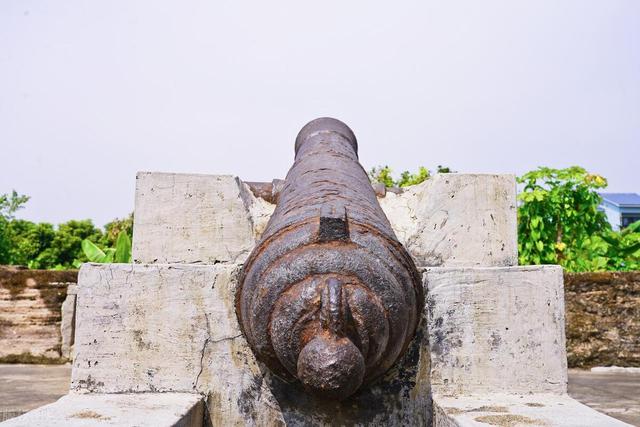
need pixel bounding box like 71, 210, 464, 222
1, 1, 638, 227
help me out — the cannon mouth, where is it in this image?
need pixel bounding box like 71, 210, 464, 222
269, 275, 388, 400
294, 117, 358, 158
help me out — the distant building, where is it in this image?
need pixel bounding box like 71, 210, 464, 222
599, 193, 640, 231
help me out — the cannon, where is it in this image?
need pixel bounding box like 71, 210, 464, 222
236, 118, 423, 400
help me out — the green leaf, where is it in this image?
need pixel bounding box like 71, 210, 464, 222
104, 248, 116, 263
530, 217, 540, 229
623, 220, 640, 234
114, 231, 132, 263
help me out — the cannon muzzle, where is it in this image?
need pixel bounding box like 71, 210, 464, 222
236, 118, 423, 400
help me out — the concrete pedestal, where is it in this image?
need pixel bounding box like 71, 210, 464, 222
68, 263, 431, 426
425, 266, 630, 426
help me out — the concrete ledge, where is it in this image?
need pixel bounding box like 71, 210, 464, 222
132, 172, 274, 265
434, 393, 631, 427
0, 393, 204, 427
425, 265, 567, 396
380, 174, 518, 267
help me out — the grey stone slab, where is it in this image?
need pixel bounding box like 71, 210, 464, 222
434, 393, 631, 426
379, 174, 518, 268
132, 172, 273, 265
0, 393, 204, 427
424, 265, 567, 396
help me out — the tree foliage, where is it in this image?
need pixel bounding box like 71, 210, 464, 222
0, 190, 133, 269
0, 190, 30, 221
3, 165, 639, 272
517, 166, 639, 271
369, 165, 453, 188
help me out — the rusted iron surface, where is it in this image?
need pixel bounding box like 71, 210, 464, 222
236, 118, 423, 400
245, 179, 286, 204
246, 179, 402, 203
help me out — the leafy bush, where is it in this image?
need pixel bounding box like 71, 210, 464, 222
517, 166, 639, 271
368, 165, 453, 188
81, 231, 132, 265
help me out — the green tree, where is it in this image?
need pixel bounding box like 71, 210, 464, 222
397, 167, 431, 187
102, 213, 134, 247
368, 165, 395, 187
0, 190, 30, 221
566, 221, 640, 271
6, 220, 56, 268
0, 191, 30, 263
517, 166, 612, 269
35, 220, 104, 269
0, 218, 10, 264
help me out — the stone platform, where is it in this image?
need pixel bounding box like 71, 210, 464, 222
2, 172, 631, 426
424, 266, 630, 426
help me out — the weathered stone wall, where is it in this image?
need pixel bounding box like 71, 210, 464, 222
0, 266, 77, 363
565, 271, 640, 368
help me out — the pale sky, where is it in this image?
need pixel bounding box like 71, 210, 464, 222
1, 1, 638, 227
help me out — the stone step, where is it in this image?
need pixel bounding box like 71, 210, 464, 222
0, 393, 204, 427
425, 265, 567, 396
434, 393, 631, 427
424, 265, 630, 426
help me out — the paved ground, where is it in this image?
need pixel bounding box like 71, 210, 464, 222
0, 364, 70, 414
0, 365, 638, 425
568, 368, 640, 426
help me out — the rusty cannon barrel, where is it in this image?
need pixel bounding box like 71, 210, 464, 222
236, 118, 423, 400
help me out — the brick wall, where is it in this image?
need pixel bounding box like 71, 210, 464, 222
0, 266, 77, 363
565, 271, 640, 368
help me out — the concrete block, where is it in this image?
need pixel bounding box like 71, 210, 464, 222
424, 265, 567, 396
132, 172, 516, 269
379, 174, 517, 267
0, 393, 204, 427
132, 172, 274, 264
433, 393, 631, 427
60, 284, 77, 360
73, 263, 431, 426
